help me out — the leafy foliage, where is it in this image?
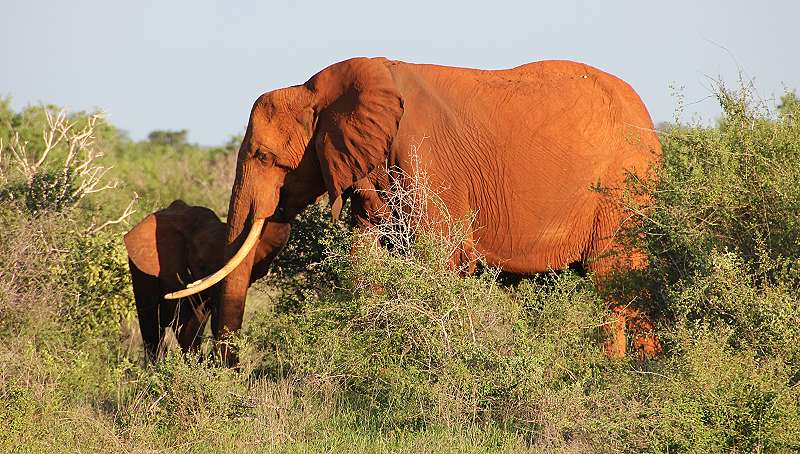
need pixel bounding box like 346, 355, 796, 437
2, 81, 800, 451
623, 80, 800, 362
147, 129, 189, 147
655, 89, 799, 280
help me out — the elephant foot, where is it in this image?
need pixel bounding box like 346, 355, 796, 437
629, 315, 662, 360
632, 333, 662, 359
603, 312, 627, 359
603, 307, 661, 360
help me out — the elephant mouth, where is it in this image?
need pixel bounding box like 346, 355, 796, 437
164, 218, 265, 300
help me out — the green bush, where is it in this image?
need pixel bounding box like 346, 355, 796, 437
0, 106, 134, 340
2, 82, 800, 451
612, 83, 800, 451
0, 213, 128, 340
622, 83, 800, 365
57, 228, 133, 339
255, 201, 351, 304
640, 326, 800, 452
245, 206, 615, 446
634, 83, 800, 283
662, 250, 800, 363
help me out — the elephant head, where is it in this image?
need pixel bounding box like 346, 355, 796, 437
125, 199, 290, 361
165, 58, 403, 362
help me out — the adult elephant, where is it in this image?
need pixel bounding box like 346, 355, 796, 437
125, 200, 289, 361
167, 57, 662, 361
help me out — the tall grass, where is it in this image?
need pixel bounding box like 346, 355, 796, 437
1, 82, 800, 452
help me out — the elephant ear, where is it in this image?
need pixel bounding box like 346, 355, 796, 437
124, 212, 165, 277
123, 200, 218, 285
312, 58, 403, 219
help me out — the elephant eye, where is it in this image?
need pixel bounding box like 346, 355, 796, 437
255, 149, 276, 165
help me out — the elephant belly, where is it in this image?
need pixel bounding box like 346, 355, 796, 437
474, 203, 595, 274
390, 134, 601, 275
431, 150, 601, 274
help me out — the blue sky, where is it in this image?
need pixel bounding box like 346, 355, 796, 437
2, 1, 798, 145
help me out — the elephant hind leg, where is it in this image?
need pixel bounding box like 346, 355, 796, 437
584, 204, 660, 359
602, 304, 660, 359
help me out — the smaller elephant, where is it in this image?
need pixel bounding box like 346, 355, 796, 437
124, 200, 289, 361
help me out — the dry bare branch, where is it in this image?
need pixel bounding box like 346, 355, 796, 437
2, 107, 117, 211
88, 192, 139, 234
354, 137, 479, 278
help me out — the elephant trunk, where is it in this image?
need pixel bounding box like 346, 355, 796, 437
212, 219, 255, 363
213, 161, 282, 365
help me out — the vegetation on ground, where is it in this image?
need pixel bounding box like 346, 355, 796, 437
1, 86, 799, 452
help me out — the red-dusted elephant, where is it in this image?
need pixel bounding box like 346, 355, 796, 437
124, 200, 289, 361
169, 57, 662, 362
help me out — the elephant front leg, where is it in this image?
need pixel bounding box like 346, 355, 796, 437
448, 229, 479, 276
128, 260, 166, 362
175, 298, 210, 354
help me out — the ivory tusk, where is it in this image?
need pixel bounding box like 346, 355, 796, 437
164, 218, 265, 300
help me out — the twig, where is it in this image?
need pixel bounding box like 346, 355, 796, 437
89, 193, 139, 234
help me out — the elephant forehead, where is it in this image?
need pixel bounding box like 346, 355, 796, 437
252, 91, 297, 128
251, 110, 300, 140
